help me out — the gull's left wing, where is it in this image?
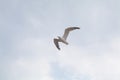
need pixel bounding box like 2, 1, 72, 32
54, 38, 60, 50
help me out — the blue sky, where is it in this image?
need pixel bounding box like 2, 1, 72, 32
0, 0, 120, 80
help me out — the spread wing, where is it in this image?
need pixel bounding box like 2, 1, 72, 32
62, 27, 80, 40
54, 38, 60, 50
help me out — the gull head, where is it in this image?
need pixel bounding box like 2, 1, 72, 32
57, 36, 61, 39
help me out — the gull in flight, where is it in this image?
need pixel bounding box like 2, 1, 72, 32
54, 27, 80, 50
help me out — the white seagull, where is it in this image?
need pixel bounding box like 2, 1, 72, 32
54, 27, 80, 50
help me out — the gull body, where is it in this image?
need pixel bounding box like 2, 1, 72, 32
54, 27, 80, 50
57, 36, 68, 45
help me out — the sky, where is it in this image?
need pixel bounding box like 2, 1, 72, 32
0, 0, 120, 80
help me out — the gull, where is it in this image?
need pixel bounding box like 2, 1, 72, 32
54, 27, 80, 50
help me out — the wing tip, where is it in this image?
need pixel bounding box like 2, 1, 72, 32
73, 27, 80, 29
58, 48, 60, 50
66, 27, 80, 29
53, 38, 61, 50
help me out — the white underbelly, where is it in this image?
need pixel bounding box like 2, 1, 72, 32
61, 38, 68, 45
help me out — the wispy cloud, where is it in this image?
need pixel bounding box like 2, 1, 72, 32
57, 37, 120, 80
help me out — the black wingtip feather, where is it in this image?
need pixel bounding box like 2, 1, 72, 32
73, 27, 80, 29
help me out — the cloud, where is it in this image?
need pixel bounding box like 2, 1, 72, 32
0, 37, 56, 80
57, 37, 120, 80
10, 57, 54, 80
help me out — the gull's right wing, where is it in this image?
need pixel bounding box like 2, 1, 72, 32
62, 27, 80, 40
